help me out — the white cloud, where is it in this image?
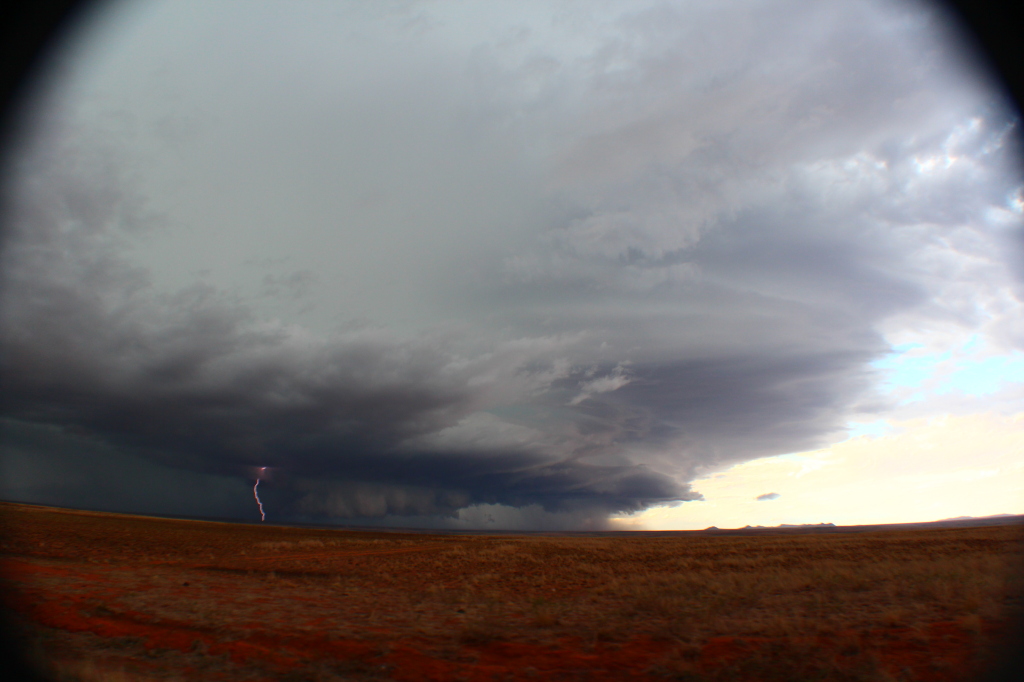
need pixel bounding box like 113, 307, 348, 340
568, 364, 632, 405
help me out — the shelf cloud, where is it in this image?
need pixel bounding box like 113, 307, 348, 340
0, 0, 1020, 528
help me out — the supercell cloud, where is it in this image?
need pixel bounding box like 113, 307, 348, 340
0, 0, 1020, 528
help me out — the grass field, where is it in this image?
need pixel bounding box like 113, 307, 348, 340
1, 502, 1022, 681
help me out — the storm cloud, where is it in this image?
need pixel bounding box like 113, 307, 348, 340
0, 0, 1020, 528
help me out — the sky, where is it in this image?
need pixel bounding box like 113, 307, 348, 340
0, 0, 1021, 530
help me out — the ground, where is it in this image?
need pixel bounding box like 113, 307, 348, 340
1, 502, 1022, 681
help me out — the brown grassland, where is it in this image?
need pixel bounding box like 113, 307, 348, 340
1, 502, 1022, 681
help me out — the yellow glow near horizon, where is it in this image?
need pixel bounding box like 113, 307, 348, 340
615, 412, 1024, 530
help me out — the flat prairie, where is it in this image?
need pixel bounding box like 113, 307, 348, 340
1, 502, 1022, 681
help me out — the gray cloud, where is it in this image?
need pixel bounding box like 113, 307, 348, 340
756, 493, 781, 502
0, 0, 1020, 527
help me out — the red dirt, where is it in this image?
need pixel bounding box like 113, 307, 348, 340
4, 558, 1006, 682
692, 622, 1008, 682
6, 554, 681, 680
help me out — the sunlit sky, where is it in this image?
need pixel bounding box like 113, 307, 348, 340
1, 0, 1022, 530
620, 413, 1024, 529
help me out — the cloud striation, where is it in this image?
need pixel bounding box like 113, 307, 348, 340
0, 0, 1020, 528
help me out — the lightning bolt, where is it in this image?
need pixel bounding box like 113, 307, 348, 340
254, 478, 266, 522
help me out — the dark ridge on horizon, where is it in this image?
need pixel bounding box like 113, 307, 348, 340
2, 500, 1021, 537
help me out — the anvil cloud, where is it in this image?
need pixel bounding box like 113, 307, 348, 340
1, 0, 1020, 529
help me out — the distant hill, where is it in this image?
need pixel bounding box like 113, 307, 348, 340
937, 513, 1016, 522
694, 515, 1024, 536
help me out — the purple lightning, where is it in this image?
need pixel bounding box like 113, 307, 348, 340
253, 467, 267, 521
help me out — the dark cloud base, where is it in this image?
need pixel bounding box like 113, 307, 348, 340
1, 0, 1021, 528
